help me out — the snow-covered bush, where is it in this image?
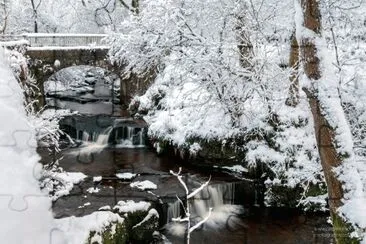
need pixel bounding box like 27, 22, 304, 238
6, 48, 74, 151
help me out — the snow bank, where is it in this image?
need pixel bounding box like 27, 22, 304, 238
0, 48, 61, 243
55, 211, 124, 244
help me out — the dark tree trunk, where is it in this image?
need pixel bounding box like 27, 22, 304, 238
30, 0, 39, 33
131, 0, 139, 15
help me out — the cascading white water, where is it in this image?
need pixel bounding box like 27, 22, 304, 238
76, 126, 145, 148
166, 182, 237, 224
82, 131, 90, 141
165, 182, 243, 237
115, 126, 145, 147
95, 127, 113, 145
139, 130, 143, 145
167, 201, 181, 223
191, 183, 235, 220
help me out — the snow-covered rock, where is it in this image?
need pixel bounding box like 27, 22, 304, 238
116, 172, 137, 180
113, 200, 151, 213
130, 180, 157, 191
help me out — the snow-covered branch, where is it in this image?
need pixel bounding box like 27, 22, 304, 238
188, 207, 212, 234
170, 167, 211, 244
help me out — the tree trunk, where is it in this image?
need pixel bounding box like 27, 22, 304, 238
236, 15, 253, 70
285, 31, 300, 107
0, 0, 8, 34
298, 0, 357, 243
30, 0, 39, 33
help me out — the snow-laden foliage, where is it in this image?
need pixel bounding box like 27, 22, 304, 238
6, 49, 74, 151
109, 0, 323, 207
40, 163, 87, 201
5, 0, 129, 34
109, 0, 295, 141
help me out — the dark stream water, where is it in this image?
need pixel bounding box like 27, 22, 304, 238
39, 67, 334, 244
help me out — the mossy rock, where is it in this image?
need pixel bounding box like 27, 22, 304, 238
265, 185, 303, 207
125, 210, 159, 243
86, 208, 159, 244
155, 140, 170, 155
87, 221, 128, 244
265, 181, 328, 210
196, 139, 238, 162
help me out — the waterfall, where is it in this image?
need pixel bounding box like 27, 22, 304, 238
166, 182, 238, 225
167, 201, 181, 223
114, 126, 145, 147
95, 127, 113, 145
75, 126, 145, 147
82, 131, 90, 141
190, 183, 235, 220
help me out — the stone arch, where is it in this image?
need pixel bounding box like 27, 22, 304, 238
25, 48, 153, 109
26, 48, 119, 107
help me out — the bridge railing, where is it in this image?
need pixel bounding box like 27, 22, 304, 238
25, 33, 108, 47
0, 33, 109, 48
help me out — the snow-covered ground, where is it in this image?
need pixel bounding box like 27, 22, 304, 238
0, 47, 59, 243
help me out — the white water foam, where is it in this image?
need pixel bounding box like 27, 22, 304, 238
70, 125, 146, 156
166, 182, 244, 236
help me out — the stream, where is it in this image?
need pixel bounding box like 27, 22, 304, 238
38, 66, 334, 244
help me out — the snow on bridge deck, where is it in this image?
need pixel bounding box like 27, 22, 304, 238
0, 33, 109, 50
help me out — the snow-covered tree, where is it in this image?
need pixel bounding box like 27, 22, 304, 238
108, 0, 323, 209
5, 0, 130, 34
295, 0, 366, 242
0, 0, 9, 33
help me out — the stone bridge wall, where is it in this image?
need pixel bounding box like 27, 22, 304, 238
26, 48, 153, 109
